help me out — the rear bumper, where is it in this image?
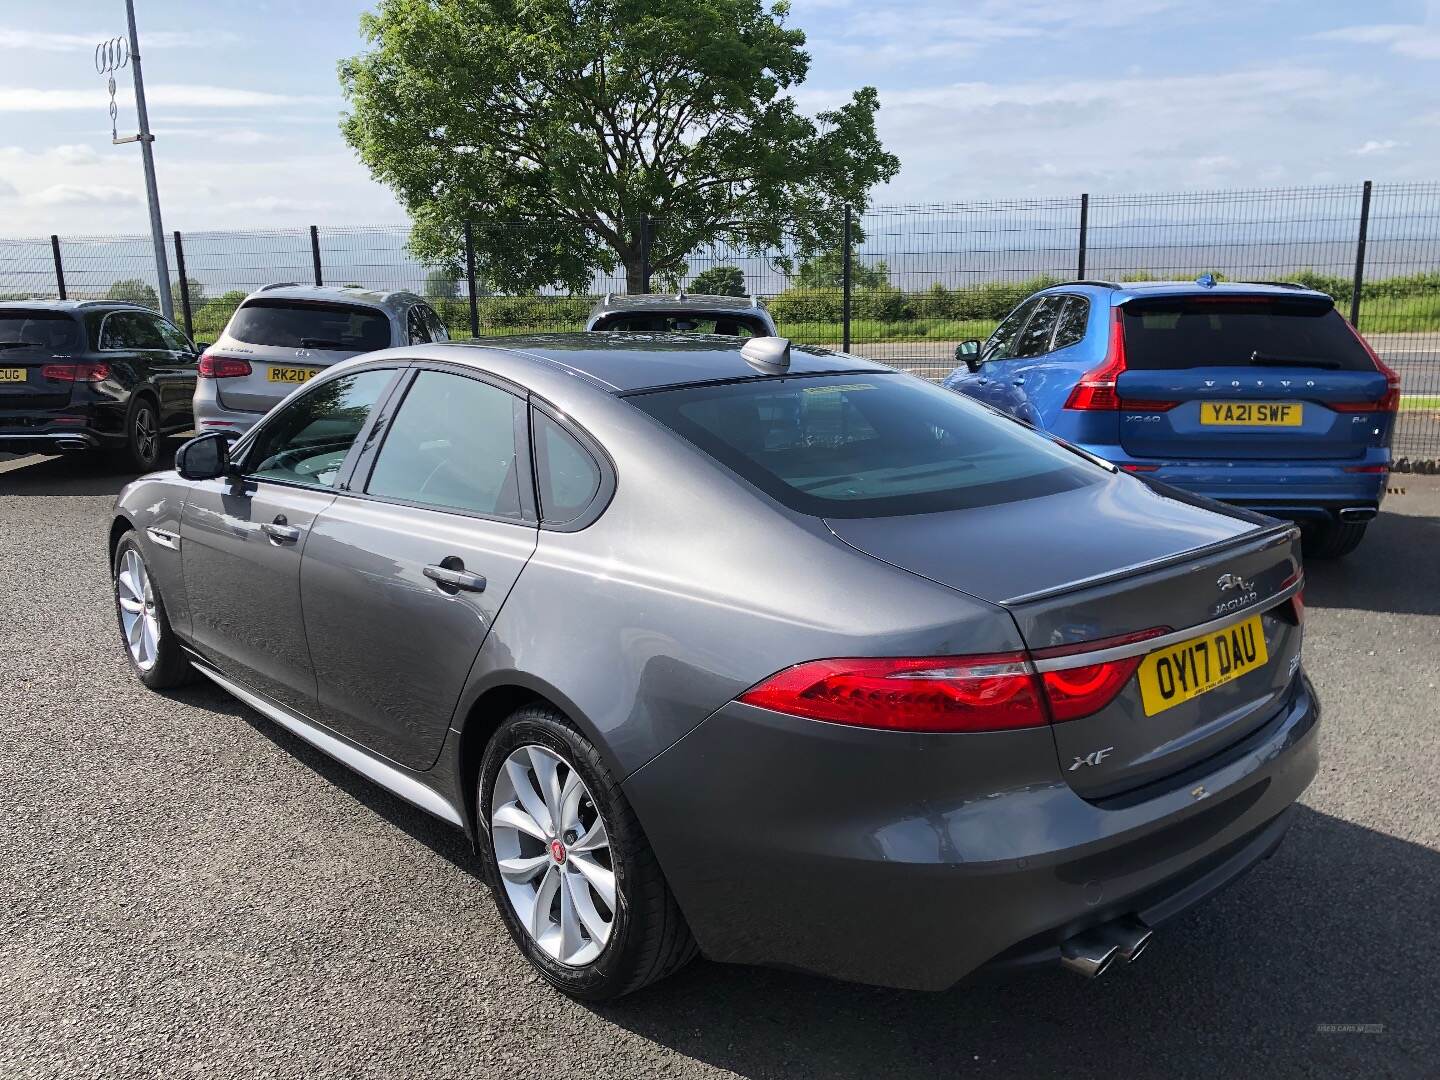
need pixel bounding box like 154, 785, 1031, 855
193, 381, 263, 438
1092, 448, 1389, 521
624, 674, 1320, 991
0, 401, 125, 453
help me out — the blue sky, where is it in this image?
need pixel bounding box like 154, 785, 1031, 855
1, 0, 1437, 234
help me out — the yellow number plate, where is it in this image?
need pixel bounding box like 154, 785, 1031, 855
1200, 401, 1302, 426
1136, 614, 1268, 717
267, 366, 318, 384
0, 367, 26, 383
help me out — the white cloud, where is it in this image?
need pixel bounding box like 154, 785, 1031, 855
29, 184, 138, 207
0, 29, 235, 52
52, 144, 101, 165
1312, 24, 1440, 60
1351, 139, 1403, 155
0, 85, 333, 112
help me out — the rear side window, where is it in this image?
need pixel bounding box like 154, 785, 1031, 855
366, 371, 523, 518
1121, 298, 1374, 371
631, 374, 1100, 518
1010, 295, 1066, 358
0, 311, 83, 355
1052, 297, 1089, 350
228, 300, 391, 352
534, 412, 601, 524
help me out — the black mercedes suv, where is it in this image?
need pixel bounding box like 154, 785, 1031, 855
0, 300, 200, 471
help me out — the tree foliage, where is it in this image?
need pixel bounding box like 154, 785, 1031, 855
794, 250, 889, 289
688, 265, 747, 296
105, 279, 159, 309
425, 266, 461, 300
170, 277, 207, 311
340, 0, 899, 293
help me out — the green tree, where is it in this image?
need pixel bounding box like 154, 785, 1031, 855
170, 277, 208, 313
340, 0, 899, 293
689, 265, 747, 296
794, 250, 889, 289
105, 279, 159, 309
424, 266, 461, 300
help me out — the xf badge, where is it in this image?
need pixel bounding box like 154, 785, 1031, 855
1070, 747, 1114, 771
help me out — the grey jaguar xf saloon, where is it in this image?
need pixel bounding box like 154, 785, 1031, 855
110, 333, 1318, 999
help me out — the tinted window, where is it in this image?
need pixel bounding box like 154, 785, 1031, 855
228, 300, 391, 351
595, 313, 765, 337
0, 311, 83, 355
406, 306, 430, 345
150, 316, 192, 352
1121, 298, 1374, 371
421, 304, 449, 342
631, 374, 1099, 518
534, 412, 601, 524
1011, 295, 1066, 358
983, 299, 1038, 360
1052, 296, 1090, 350
246, 369, 394, 488
101, 312, 166, 350
366, 371, 523, 517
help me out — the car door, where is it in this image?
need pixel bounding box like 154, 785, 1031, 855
298, 364, 539, 770
143, 312, 200, 430
943, 297, 1045, 419
179, 365, 402, 717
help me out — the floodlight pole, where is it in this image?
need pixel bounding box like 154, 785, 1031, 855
121, 0, 174, 320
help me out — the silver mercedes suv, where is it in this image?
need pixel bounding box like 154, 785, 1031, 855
194, 284, 449, 437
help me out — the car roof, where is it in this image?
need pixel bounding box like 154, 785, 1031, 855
242, 283, 421, 315
1038, 279, 1333, 304
587, 293, 765, 318
346, 333, 889, 395
0, 298, 152, 315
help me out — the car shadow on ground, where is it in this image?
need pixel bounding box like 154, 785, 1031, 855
0, 442, 184, 497
172, 679, 1436, 1079
1304, 506, 1440, 617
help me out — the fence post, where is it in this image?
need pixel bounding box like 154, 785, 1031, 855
1350, 180, 1372, 328
463, 222, 480, 338
639, 213, 652, 294
1077, 193, 1089, 279
309, 225, 323, 287
50, 235, 66, 300
842, 206, 853, 353
172, 231, 193, 337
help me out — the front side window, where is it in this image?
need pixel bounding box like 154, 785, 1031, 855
245, 368, 395, 488
150, 316, 193, 353
227, 300, 392, 352
983, 298, 1038, 361
534, 412, 602, 524
366, 370, 523, 518
631, 373, 1100, 518
101, 312, 166, 350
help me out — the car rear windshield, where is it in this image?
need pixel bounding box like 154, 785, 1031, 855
1120, 297, 1375, 371
593, 312, 767, 337
0, 311, 84, 355
228, 300, 391, 351
630, 373, 1102, 518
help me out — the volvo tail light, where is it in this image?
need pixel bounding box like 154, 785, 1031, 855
198, 352, 252, 378
1343, 320, 1401, 412
1064, 308, 1127, 411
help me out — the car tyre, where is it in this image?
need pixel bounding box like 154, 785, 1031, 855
1302, 520, 1368, 559
478, 704, 697, 1000
112, 531, 195, 689
118, 393, 161, 473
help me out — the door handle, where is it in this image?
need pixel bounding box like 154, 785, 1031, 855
261, 516, 302, 544
424, 562, 487, 593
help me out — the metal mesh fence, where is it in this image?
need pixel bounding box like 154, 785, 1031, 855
4, 182, 1437, 459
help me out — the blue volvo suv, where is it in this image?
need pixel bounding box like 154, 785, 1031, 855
943, 278, 1399, 557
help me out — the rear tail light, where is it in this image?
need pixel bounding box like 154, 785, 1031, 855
1343, 464, 1389, 474
198, 352, 252, 379
1120, 463, 1159, 472
738, 628, 1172, 733
1342, 320, 1401, 412
41, 362, 110, 382
1292, 590, 1305, 626
738, 653, 1047, 733
1065, 308, 1126, 411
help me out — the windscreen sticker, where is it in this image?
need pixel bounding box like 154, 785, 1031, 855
802, 383, 877, 395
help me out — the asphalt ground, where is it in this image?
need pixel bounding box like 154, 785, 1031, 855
0, 447, 1437, 1079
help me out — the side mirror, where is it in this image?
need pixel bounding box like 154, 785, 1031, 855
195, 340, 213, 351
955, 339, 983, 373
175, 432, 232, 481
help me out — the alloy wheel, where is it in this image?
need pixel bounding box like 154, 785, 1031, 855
490, 744, 616, 967
133, 404, 157, 463
116, 548, 162, 671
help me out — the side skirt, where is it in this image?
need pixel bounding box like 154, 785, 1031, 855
189, 658, 465, 828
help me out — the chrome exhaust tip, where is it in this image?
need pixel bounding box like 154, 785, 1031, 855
1102, 916, 1153, 963
56, 439, 89, 453
1337, 507, 1377, 523
1059, 935, 1120, 979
